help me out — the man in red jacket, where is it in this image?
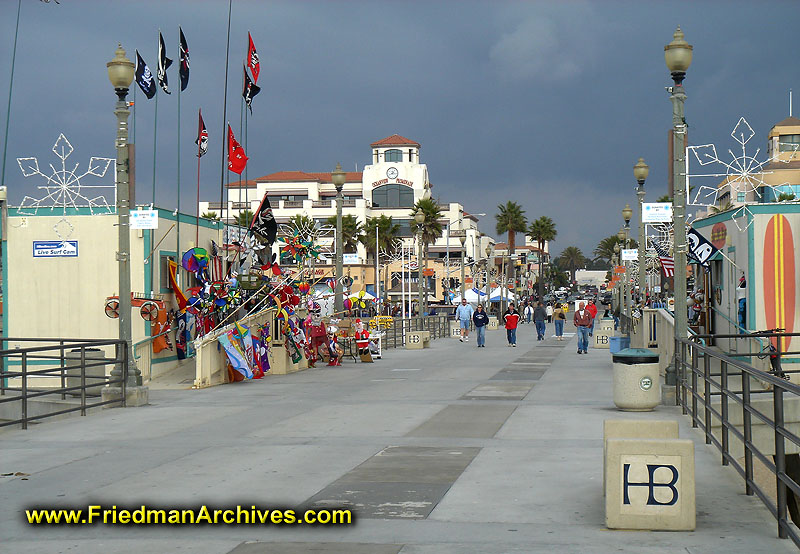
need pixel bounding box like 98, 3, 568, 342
573, 301, 592, 354
586, 299, 598, 337
503, 303, 521, 347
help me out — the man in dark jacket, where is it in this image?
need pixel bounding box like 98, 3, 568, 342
533, 301, 547, 341
473, 304, 489, 347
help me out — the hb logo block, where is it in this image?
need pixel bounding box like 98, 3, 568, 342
605, 438, 695, 530
594, 330, 611, 349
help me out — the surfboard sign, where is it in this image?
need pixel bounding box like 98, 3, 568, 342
763, 214, 795, 353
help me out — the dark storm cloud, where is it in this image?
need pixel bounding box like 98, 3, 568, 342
0, 0, 797, 256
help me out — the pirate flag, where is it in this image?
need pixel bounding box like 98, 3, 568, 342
179, 27, 190, 91
250, 194, 277, 245
247, 32, 260, 83
195, 109, 208, 158
227, 124, 248, 174
134, 51, 156, 99
242, 65, 261, 114
157, 31, 173, 94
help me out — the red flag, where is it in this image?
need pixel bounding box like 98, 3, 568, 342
196, 109, 208, 158
247, 32, 260, 83
227, 124, 248, 174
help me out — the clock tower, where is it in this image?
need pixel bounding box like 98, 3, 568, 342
363, 134, 430, 209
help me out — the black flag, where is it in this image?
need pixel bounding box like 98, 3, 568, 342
157, 32, 172, 94
134, 50, 156, 99
242, 65, 261, 114
250, 194, 277, 245
179, 27, 189, 91
195, 109, 208, 158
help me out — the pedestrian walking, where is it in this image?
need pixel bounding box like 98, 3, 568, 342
553, 303, 566, 340
586, 299, 598, 337
574, 301, 592, 354
473, 304, 489, 347
503, 303, 520, 347
533, 301, 547, 341
546, 302, 554, 323
454, 298, 475, 342
523, 303, 533, 324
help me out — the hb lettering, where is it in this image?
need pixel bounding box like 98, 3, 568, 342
623, 463, 679, 506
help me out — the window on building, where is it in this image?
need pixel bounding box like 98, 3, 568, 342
737, 191, 746, 202
384, 149, 403, 162
779, 134, 800, 151
372, 184, 414, 208
160, 253, 176, 292
268, 194, 308, 202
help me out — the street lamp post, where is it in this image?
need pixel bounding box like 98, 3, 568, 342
485, 245, 492, 310
106, 44, 143, 394
665, 26, 693, 387
459, 235, 467, 301
634, 157, 649, 346
414, 210, 425, 320
332, 163, 346, 314
612, 244, 620, 315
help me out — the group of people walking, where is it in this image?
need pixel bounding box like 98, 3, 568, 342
454, 297, 599, 353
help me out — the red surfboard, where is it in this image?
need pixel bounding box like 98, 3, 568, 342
763, 214, 795, 353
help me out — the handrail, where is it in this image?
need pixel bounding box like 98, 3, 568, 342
676, 336, 800, 544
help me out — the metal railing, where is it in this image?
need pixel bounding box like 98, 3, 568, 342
676, 332, 800, 544
375, 316, 451, 349
132, 329, 177, 383
0, 338, 128, 430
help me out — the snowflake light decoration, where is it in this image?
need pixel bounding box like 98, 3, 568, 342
17, 134, 115, 239
278, 219, 336, 263
687, 117, 799, 231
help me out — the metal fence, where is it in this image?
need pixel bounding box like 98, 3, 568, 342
0, 338, 128, 430
376, 316, 451, 349
676, 332, 800, 545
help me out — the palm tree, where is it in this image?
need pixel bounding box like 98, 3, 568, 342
201, 211, 219, 220
656, 194, 672, 203
777, 192, 797, 202
361, 214, 401, 262
711, 201, 734, 214
325, 214, 363, 253
594, 235, 624, 266
558, 246, 586, 285
234, 209, 255, 226
528, 216, 557, 298
410, 199, 443, 307
495, 201, 527, 308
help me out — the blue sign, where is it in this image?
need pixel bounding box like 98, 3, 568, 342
33, 240, 78, 258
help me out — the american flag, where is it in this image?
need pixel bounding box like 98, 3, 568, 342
653, 243, 675, 277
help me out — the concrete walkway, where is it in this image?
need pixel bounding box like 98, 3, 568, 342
0, 322, 793, 553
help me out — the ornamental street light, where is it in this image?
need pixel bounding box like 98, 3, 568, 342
331, 162, 346, 314
485, 245, 493, 310
459, 234, 467, 301
612, 242, 621, 315
414, 210, 425, 319
665, 26, 692, 387
445, 213, 485, 302
634, 156, 649, 345
106, 44, 142, 390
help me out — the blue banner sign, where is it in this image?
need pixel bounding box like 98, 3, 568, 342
33, 240, 78, 258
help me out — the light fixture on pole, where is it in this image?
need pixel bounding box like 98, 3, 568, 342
414, 210, 425, 319
459, 234, 467, 301
331, 162, 346, 314
485, 245, 492, 309
634, 157, 649, 335
617, 222, 629, 334
665, 26, 692, 387
445, 213, 485, 303
106, 43, 144, 399
612, 242, 621, 315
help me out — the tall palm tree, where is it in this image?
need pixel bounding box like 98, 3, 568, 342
234, 209, 255, 226
593, 235, 639, 266
558, 246, 586, 285
361, 214, 401, 262
325, 214, 363, 253
711, 201, 734, 213
528, 216, 557, 298
495, 201, 527, 309
410, 198, 443, 307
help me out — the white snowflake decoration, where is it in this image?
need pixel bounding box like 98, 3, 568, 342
17, 134, 115, 239
687, 117, 799, 231
278, 219, 336, 261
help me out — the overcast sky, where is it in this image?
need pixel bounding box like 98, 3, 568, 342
0, 0, 797, 256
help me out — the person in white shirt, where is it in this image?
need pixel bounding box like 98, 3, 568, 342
454, 298, 475, 342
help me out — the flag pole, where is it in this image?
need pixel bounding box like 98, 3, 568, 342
196, 130, 201, 245
219, 0, 233, 248
176, 28, 182, 269
239, 69, 244, 228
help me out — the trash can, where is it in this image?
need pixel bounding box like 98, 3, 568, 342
65, 348, 110, 397
488, 316, 499, 330
450, 320, 463, 338
608, 336, 630, 354
612, 348, 660, 411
